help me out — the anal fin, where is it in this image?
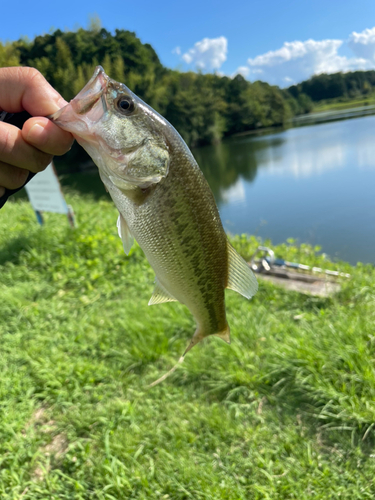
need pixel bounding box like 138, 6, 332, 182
117, 213, 134, 255
149, 278, 178, 305
226, 242, 258, 299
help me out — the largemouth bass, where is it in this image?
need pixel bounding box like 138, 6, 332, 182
50, 66, 257, 353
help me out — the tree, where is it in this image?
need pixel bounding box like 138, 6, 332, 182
0, 42, 20, 67
3, 25, 305, 150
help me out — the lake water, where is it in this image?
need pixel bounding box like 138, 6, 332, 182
193, 115, 375, 265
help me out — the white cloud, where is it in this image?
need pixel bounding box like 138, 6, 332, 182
248, 39, 344, 68
246, 38, 370, 86
182, 36, 228, 71
347, 27, 375, 61
177, 27, 375, 86
233, 66, 250, 78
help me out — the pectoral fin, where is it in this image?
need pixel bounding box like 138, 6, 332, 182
110, 175, 137, 191
149, 278, 178, 305
116, 214, 134, 255
226, 242, 258, 299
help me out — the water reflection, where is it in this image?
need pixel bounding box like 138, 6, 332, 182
192, 136, 283, 204
222, 178, 246, 204
195, 116, 375, 264
257, 134, 346, 178
356, 135, 375, 170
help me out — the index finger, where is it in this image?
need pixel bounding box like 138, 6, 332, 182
0, 67, 67, 117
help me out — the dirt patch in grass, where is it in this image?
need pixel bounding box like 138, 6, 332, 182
26, 407, 68, 481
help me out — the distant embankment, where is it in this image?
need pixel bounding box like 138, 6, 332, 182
292, 104, 375, 126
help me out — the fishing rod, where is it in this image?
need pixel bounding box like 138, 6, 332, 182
250, 246, 351, 279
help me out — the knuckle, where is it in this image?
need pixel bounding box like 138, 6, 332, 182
33, 151, 53, 172
0, 127, 13, 156
7, 167, 29, 190
57, 137, 73, 156
25, 67, 44, 85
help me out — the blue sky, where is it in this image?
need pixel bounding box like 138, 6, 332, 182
3, 0, 375, 86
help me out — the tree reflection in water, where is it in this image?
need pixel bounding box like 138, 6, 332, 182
192, 135, 284, 206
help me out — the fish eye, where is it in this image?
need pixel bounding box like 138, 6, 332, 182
116, 95, 135, 115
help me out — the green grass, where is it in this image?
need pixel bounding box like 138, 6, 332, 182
1, 194, 375, 499
312, 93, 375, 113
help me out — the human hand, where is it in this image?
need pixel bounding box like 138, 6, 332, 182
0, 67, 74, 198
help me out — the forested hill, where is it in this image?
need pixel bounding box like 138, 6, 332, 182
4, 27, 374, 148
288, 71, 375, 102
0, 27, 311, 147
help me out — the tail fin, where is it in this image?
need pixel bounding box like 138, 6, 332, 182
214, 324, 231, 343
184, 323, 231, 355
148, 324, 230, 388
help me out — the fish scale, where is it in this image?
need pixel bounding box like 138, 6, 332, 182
114, 151, 229, 338
50, 66, 258, 354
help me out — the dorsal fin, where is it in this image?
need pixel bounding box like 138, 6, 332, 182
117, 214, 134, 255
148, 278, 178, 305
226, 242, 258, 299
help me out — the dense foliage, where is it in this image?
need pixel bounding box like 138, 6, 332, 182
0, 25, 310, 149
289, 70, 375, 102
3, 24, 375, 149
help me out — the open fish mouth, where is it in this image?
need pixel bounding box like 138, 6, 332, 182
49, 66, 109, 134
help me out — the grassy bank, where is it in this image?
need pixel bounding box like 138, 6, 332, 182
312, 93, 375, 113
1, 194, 375, 499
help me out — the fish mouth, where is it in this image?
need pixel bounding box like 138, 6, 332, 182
49, 66, 110, 134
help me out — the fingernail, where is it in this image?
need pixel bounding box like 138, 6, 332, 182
42, 95, 68, 115
0, 186, 5, 197
27, 123, 48, 145
52, 96, 68, 112
58, 97, 68, 108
